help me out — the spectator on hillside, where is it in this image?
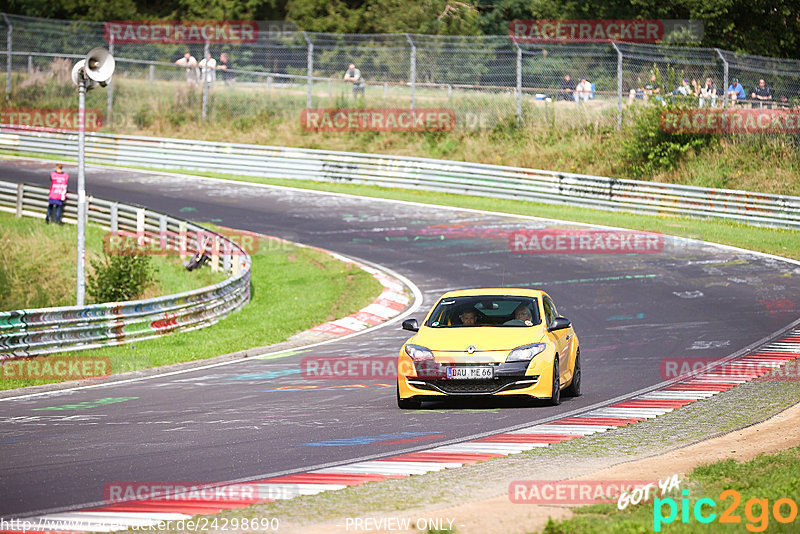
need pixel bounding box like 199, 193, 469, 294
574, 76, 592, 102
727, 78, 746, 104
343, 63, 365, 96
750, 78, 773, 108
673, 78, 693, 96
628, 73, 661, 104
777, 94, 790, 108
175, 52, 199, 86
198, 52, 217, 86
46, 163, 68, 225
218, 52, 234, 86
697, 77, 718, 107
557, 74, 574, 101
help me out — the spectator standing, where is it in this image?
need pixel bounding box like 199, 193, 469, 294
46, 163, 68, 225
557, 74, 573, 101
698, 77, 718, 107
727, 78, 746, 104
574, 76, 592, 102
218, 52, 234, 86
750, 79, 773, 108
175, 52, 199, 86
199, 52, 217, 86
343, 63, 365, 96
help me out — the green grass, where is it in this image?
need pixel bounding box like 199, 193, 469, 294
541, 446, 800, 533
5, 70, 800, 196
0, 235, 384, 390
0, 210, 225, 310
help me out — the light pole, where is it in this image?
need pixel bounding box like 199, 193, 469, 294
71, 48, 115, 306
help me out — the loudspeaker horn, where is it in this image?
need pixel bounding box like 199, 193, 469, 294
84, 47, 115, 84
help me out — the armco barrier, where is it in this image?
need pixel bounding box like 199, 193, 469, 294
1, 127, 799, 229
0, 179, 251, 360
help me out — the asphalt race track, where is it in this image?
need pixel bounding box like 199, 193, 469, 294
2, 158, 800, 518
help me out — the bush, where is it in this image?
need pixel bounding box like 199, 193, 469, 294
621, 102, 719, 178
87, 253, 156, 303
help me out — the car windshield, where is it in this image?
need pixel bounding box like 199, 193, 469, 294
425, 296, 541, 328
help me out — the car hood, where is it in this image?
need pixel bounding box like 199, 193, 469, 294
411, 325, 546, 352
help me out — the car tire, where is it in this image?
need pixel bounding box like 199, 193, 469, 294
397, 382, 422, 409
563, 351, 581, 397
548, 357, 561, 406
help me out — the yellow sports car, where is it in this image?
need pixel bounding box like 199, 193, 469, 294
397, 288, 580, 409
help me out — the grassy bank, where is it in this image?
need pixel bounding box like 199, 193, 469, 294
0, 232, 384, 390
0, 210, 225, 310
543, 446, 800, 533
6, 72, 800, 196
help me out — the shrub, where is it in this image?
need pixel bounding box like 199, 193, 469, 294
87, 253, 156, 303
621, 102, 719, 178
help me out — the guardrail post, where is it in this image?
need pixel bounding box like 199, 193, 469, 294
211, 235, 220, 272
223, 241, 231, 272
179, 220, 187, 260
715, 48, 729, 108
15, 183, 22, 217
159, 214, 167, 251
447, 84, 452, 100
27, 55, 31, 73
149, 64, 154, 85
515, 43, 522, 125
106, 35, 114, 128
405, 33, 416, 110
612, 42, 623, 130
3, 14, 11, 101
136, 208, 145, 234
383, 82, 388, 99
110, 202, 118, 231
232, 256, 240, 276
302, 31, 313, 109
328, 78, 332, 100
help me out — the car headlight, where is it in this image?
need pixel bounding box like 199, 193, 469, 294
506, 343, 547, 362
405, 344, 434, 362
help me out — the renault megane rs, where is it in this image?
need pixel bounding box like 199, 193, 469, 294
397, 288, 580, 409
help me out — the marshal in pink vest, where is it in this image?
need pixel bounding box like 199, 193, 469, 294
49, 171, 69, 201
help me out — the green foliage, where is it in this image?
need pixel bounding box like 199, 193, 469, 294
87, 253, 156, 303
621, 102, 718, 178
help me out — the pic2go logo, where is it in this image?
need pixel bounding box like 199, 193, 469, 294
654, 489, 798, 532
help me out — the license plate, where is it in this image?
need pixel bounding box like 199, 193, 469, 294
447, 366, 493, 380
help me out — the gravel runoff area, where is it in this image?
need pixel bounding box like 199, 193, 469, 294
184, 373, 800, 534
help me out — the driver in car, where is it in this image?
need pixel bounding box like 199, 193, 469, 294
459, 309, 478, 326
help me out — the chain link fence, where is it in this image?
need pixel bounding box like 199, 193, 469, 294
1, 13, 799, 132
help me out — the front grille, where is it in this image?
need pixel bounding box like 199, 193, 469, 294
424, 377, 522, 394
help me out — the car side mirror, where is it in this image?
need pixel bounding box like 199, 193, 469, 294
548, 316, 571, 331
402, 318, 419, 332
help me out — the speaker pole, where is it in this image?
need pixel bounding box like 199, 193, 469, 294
76, 75, 86, 306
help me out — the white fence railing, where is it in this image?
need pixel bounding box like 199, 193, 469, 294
1, 126, 799, 229
0, 178, 251, 359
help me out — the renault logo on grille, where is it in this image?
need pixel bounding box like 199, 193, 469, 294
466, 345, 476, 354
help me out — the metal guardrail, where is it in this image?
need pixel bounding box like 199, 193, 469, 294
1, 126, 799, 230
0, 178, 252, 360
